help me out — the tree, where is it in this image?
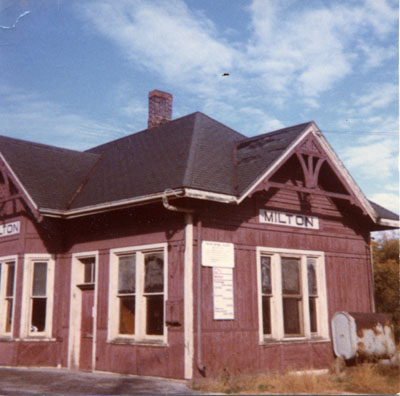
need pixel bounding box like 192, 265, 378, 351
372, 232, 400, 341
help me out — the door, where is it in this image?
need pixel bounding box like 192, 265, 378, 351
79, 287, 94, 370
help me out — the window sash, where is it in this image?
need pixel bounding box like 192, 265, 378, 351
0, 260, 16, 335
109, 245, 167, 343
257, 248, 328, 342
21, 255, 55, 339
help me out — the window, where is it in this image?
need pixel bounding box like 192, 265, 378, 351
257, 247, 328, 342
109, 244, 167, 343
21, 255, 55, 338
81, 257, 96, 285
0, 257, 17, 336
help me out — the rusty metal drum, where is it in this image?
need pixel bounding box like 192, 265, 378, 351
331, 312, 396, 361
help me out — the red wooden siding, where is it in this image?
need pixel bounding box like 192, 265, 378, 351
190, 187, 372, 377
0, 180, 375, 379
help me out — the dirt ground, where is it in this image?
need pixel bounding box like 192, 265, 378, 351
0, 366, 204, 395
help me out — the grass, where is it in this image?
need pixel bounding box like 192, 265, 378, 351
191, 363, 400, 394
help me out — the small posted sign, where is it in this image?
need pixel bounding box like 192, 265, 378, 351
202, 241, 234, 268
213, 267, 234, 320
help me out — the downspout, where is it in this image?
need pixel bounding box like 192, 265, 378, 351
197, 219, 206, 376
369, 240, 376, 312
162, 191, 206, 377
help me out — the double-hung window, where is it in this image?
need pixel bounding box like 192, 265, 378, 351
0, 256, 17, 337
257, 247, 328, 342
109, 244, 167, 343
21, 255, 55, 338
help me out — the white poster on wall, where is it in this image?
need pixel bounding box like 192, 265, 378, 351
202, 241, 234, 268
213, 267, 234, 320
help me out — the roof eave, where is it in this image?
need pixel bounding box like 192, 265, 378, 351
376, 218, 400, 229
39, 188, 237, 219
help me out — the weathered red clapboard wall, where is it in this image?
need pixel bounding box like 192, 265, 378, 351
0, 180, 374, 379
190, 186, 373, 377
0, 203, 188, 378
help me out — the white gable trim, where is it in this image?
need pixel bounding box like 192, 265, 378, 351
238, 122, 383, 224
310, 126, 377, 222
237, 123, 315, 204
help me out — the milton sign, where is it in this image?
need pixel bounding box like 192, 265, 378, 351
259, 209, 319, 229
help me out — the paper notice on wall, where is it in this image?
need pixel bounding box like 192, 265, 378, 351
213, 267, 234, 320
202, 241, 234, 268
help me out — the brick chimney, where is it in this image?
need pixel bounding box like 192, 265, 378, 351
148, 89, 173, 129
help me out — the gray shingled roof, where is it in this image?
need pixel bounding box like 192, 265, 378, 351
0, 113, 398, 225
236, 122, 311, 194
0, 136, 100, 210
70, 112, 244, 208
369, 200, 399, 221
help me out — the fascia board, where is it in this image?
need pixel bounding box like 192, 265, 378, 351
183, 188, 236, 203
311, 127, 377, 222
40, 187, 237, 218
237, 123, 315, 204
376, 218, 400, 228
39, 189, 185, 218
0, 152, 39, 211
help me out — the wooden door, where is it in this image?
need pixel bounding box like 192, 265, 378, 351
79, 287, 94, 370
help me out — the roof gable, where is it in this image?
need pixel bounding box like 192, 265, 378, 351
238, 123, 399, 228
0, 136, 100, 210
237, 122, 313, 199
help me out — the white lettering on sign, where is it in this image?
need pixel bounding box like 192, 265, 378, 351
259, 209, 319, 229
213, 267, 234, 320
0, 221, 20, 237
202, 241, 234, 268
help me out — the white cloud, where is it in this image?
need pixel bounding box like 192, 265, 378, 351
245, 0, 397, 99
77, 0, 397, 125
354, 83, 398, 114
80, 0, 237, 97
369, 192, 399, 214
357, 42, 397, 70
0, 84, 128, 150
341, 135, 397, 180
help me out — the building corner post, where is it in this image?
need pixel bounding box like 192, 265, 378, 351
184, 212, 194, 379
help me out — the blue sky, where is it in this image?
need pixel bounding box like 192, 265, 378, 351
0, 0, 398, 213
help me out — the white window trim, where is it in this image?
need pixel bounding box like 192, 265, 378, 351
256, 247, 329, 344
0, 255, 18, 337
108, 243, 168, 344
20, 254, 55, 339
68, 251, 99, 370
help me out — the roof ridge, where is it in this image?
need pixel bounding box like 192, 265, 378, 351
65, 154, 104, 209
87, 112, 200, 153
182, 113, 201, 187
0, 134, 96, 156
237, 121, 313, 147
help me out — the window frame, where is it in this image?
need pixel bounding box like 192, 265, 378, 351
0, 255, 17, 338
20, 254, 55, 339
108, 243, 168, 344
256, 247, 329, 343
